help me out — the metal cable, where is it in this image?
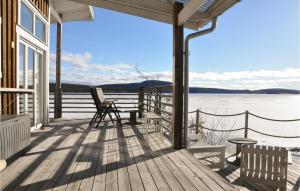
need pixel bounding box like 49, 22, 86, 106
188, 125, 245, 132
195, 110, 245, 117
248, 128, 300, 139
1, 94, 19, 112
248, 112, 300, 122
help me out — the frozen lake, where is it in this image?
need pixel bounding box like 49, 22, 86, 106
188, 94, 300, 149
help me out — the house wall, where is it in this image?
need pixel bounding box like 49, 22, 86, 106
1, 0, 18, 115
0, 0, 49, 115
29, 0, 49, 18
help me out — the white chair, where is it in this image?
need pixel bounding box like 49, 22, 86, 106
187, 133, 226, 169
240, 144, 288, 191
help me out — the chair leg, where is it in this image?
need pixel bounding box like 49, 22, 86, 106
96, 113, 106, 128
114, 111, 122, 125
89, 112, 98, 126
108, 113, 114, 124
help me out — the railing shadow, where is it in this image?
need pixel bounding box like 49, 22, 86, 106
1, 118, 93, 191
1, 119, 175, 191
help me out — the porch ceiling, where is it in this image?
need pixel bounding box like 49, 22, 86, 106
50, 0, 94, 23
67, 0, 239, 30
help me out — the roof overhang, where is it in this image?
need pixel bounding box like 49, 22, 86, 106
50, 0, 94, 24
67, 0, 239, 30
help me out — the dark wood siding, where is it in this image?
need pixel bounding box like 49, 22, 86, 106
1, 0, 18, 115
29, 0, 49, 18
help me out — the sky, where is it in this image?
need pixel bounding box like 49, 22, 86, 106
49, 0, 300, 90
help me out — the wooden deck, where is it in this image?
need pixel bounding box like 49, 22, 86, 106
197, 150, 300, 191
0, 118, 237, 191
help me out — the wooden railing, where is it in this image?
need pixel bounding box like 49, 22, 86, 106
143, 86, 173, 139
49, 86, 174, 138
49, 91, 140, 114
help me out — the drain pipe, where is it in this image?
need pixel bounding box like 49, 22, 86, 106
183, 18, 218, 148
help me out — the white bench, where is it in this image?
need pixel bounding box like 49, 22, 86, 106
187, 134, 226, 169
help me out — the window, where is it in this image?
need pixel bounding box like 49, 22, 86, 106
20, 1, 47, 42
21, 2, 33, 33
27, 47, 35, 89
19, 43, 26, 88
35, 16, 45, 42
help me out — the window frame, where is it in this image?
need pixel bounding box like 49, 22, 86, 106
19, 0, 48, 44
16, 0, 50, 127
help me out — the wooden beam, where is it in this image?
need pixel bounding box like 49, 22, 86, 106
178, 0, 206, 26
50, 4, 62, 24
54, 22, 62, 118
208, 0, 238, 18
68, 0, 209, 30
172, 2, 184, 149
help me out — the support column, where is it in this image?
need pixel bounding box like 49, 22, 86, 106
172, 2, 184, 149
54, 22, 62, 118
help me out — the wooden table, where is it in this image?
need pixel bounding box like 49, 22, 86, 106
123, 110, 141, 124
227, 138, 257, 165
143, 112, 163, 139
129, 110, 139, 124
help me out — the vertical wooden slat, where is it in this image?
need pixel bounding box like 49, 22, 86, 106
12, 0, 17, 114
0, 0, 18, 114
254, 144, 261, 179
2, 0, 8, 114
267, 146, 273, 180
30, 0, 49, 18
249, 144, 254, 178
273, 147, 280, 181
261, 145, 267, 179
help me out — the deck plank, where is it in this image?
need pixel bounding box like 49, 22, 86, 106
79, 128, 106, 191
116, 125, 131, 191
128, 127, 170, 190
92, 123, 109, 191
121, 126, 145, 191
0, 119, 269, 191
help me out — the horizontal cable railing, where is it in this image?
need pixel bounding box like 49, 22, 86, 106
0, 88, 35, 113
49, 91, 139, 114
188, 109, 300, 139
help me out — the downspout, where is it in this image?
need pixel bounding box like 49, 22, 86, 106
183, 18, 218, 148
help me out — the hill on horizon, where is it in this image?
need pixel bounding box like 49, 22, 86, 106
49, 80, 300, 94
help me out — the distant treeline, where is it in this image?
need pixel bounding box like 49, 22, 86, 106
49, 80, 300, 94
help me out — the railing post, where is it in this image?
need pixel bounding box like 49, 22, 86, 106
54, 88, 62, 118
195, 109, 200, 134
158, 89, 162, 116
154, 88, 159, 114
54, 21, 62, 119
244, 110, 249, 138
138, 87, 144, 118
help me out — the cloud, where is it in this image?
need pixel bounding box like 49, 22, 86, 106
93, 63, 133, 73
49, 51, 300, 90
189, 68, 300, 90
50, 52, 92, 71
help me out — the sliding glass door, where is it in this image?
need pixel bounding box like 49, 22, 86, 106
18, 41, 44, 127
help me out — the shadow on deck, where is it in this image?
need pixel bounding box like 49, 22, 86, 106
0, 118, 237, 191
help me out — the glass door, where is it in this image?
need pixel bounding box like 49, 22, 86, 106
35, 51, 43, 125
18, 41, 44, 127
